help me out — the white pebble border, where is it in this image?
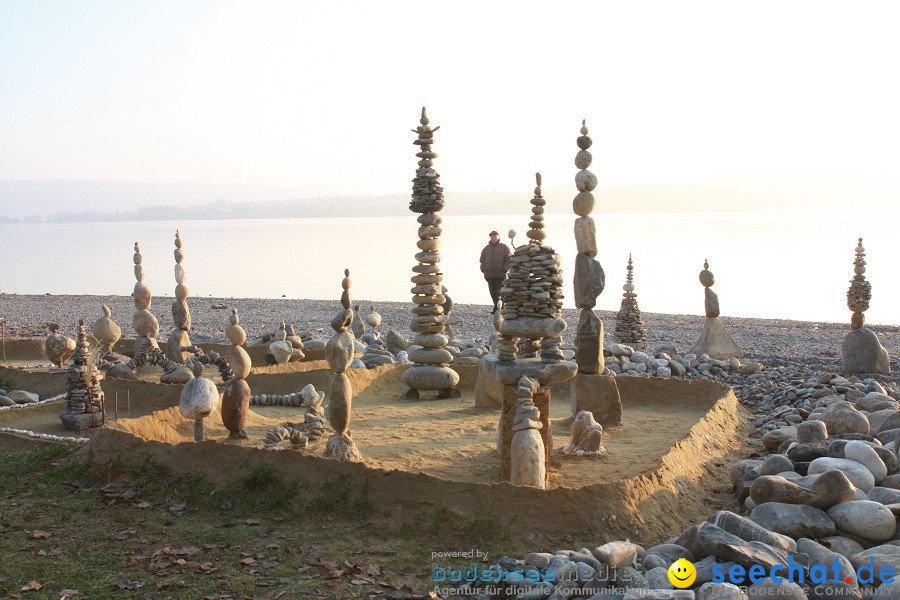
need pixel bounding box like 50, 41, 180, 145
0, 393, 89, 443
0, 426, 89, 444
0, 393, 66, 412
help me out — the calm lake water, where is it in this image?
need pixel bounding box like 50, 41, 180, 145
1, 212, 898, 325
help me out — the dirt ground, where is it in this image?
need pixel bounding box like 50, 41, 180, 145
1, 353, 752, 545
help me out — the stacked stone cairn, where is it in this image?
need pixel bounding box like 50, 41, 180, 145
44, 323, 75, 368
509, 376, 547, 488
179, 361, 220, 442
497, 173, 566, 363
477, 174, 577, 486
59, 319, 106, 431
614, 254, 648, 350
285, 323, 305, 354
842, 238, 891, 374
166, 230, 193, 364
131, 242, 160, 357
402, 107, 460, 399
690, 259, 743, 360
569, 121, 622, 427
268, 322, 302, 364
323, 269, 362, 461
221, 308, 252, 439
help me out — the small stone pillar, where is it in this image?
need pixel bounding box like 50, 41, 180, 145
842, 238, 890, 374
324, 269, 363, 461
166, 230, 193, 364
132, 242, 161, 357
690, 260, 742, 360
569, 121, 622, 426
221, 308, 252, 439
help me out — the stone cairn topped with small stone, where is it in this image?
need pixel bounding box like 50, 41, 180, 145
842, 238, 890, 374
508, 376, 547, 488
614, 253, 648, 350
166, 230, 193, 364
496, 173, 566, 363
690, 259, 743, 360
59, 319, 105, 431
131, 242, 160, 357
323, 269, 362, 461
402, 107, 460, 399
476, 174, 577, 487
93, 305, 122, 354
569, 121, 621, 427
221, 308, 252, 439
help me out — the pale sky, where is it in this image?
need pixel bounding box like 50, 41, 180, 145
2, 1, 900, 199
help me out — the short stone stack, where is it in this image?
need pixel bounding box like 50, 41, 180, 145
497, 173, 566, 363
614, 254, 648, 350
569, 121, 621, 426
842, 238, 890, 374
324, 269, 362, 461
690, 259, 743, 360
402, 107, 460, 399
221, 308, 252, 439
59, 319, 105, 431
131, 242, 160, 357
166, 230, 193, 364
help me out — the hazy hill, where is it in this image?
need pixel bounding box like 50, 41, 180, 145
0, 173, 897, 222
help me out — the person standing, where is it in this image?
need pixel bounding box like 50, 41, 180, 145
479, 230, 510, 313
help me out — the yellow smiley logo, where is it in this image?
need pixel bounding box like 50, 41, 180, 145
667, 558, 696, 588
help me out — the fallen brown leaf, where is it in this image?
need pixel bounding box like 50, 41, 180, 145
245, 518, 261, 526
30, 530, 50, 539
58, 590, 80, 598
20, 581, 42, 592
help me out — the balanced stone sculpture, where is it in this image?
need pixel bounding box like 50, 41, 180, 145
614, 254, 648, 350
496, 173, 567, 362
365, 306, 382, 329
59, 319, 106, 431
44, 323, 76, 368
179, 362, 219, 441
166, 230, 193, 364
285, 323, 305, 355
402, 107, 460, 399
132, 242, 161, 357
268, 322, 295, 364
569, 121, 622, 426
509, 376, 546, 488
221, 308, 252, 439
92, 305, 122, 354
842, 238, 890, 374
323, 269, 362, 461
351, 305, 366, 338
690, 260, 742, 360
477, 174, 577, 485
